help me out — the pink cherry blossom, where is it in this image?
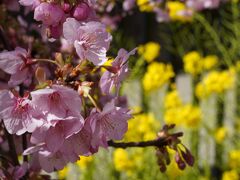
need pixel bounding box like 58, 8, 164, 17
87, 100, 132, 150
100, 48, 136, 95
123, 0, 135, 11
0, 162, 28, 180
65, 119, 93, 155
72, 3, 91, 21
34, 2, 64, 26
0, 47, 35, 86
31, 116, 84, 152
63, 18, 112, 65
19, 0, 40, 8
186, 0, 220, 11
31, 85, 82, 119
38, 149, 79, 172
24, 119, 91, 172
0, 90, 43, 135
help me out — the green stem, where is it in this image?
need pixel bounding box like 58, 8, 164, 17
191, 76, 200, 160
214, 96, 224, 176
233, 1, 240, 58
194, 14, 232, 67
33, 59, 61, 67
87, 94, 101, 112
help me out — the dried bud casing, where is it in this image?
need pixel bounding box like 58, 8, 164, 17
35, 67, 46, 84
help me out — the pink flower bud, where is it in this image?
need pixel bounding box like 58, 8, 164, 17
72, 3, 90, 21
34, 3, 64, 26
175, 152, 186, 170
181, 148, 195, 167
49, 24, 63, 39
62, 2, 72, 13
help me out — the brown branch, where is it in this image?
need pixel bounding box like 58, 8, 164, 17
4, 128, 19, 166
108, 132, 183, 149
0, 26, 12, 51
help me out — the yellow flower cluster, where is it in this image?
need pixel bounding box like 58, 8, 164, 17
203, 55, 218, 70
164, 89, 182, 109
229, 150, 240, 168
113, 149, 133, 175
113, 113, 160, 176
164, 90, 202, 128
76, 156, 94, 170
143, 62, 174, 92
138, 42, 161, 63
183, 51, 218, 76
214, 127, 228, 144
195, 69, 235, 99
166, 1, 192, 22
58, 156, 94, 178
113, 149, 147, 179
222, 170, 239, 180
123, 113, 160, 141
58, 167, 69, 179
136, 0, 153, 12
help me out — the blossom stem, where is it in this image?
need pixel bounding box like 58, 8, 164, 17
33, 59, 61, 67
22, 134, 28, 163
108, 132, 183, 149
87, 94, 101, 111
0, 26, 12, 51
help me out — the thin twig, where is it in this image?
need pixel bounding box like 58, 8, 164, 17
0, 26, 12, 51
4, 128, 19, 166
108, 132, 183, 149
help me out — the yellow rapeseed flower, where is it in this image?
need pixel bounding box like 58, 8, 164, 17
76, 156, 93, 170
164, 90, 182, 109
166, 1, 192, 22
202, 55, 218, 70
222, 170, 239, 180
124, 113, 160, 141
182, 104, 202, 128
164, 107, 183, 126
138, 42, 161, 62
229, 150, 240, 168
215, 127, 228, 144
58, 167, 68, 179
137, 0, 153, 12
164, 104, 201, 128
113, 149, 135, 175
195, 83, 205, 99
195, 70, 235, 99
183, 51, 203, 76
143, 62, 174, 92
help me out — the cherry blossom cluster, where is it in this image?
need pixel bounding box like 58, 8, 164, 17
0, 46, 137, 173
0, 0, 137, 175
19, 0, 97, 39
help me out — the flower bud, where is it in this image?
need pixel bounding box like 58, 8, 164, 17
34, 3, 64, 26
175, 152, 186, 170
72, 3, 90, 21
49, 25, 62, 39
62, 2, 72, 13
181, 148, 195, 167
35, 67, 46, 84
